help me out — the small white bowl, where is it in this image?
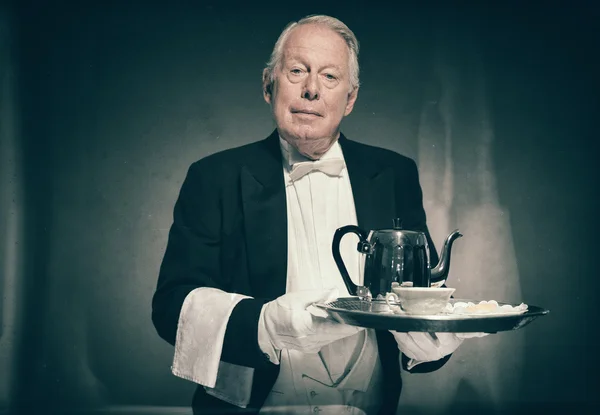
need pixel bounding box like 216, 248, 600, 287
385, 287, 455, 315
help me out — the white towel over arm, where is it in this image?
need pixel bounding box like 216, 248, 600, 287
171, 287, 256, 407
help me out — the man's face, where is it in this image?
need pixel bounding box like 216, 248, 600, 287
263, 23, 358, 160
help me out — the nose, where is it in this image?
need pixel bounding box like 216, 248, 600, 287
302, 73, 320, 101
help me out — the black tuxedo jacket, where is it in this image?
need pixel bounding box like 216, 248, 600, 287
152, 130, 449, 415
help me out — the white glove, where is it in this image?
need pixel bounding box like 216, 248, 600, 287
262, 289, 364, 354
391, 331, 489, 364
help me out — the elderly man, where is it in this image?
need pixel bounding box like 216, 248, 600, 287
152, 15, 469, 415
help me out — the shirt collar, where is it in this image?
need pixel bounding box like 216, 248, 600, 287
279, 135, 345, 171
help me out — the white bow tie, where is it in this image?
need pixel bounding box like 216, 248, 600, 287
288, 158, 346, 182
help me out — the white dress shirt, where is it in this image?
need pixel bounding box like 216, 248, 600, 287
170, 137, 384, 414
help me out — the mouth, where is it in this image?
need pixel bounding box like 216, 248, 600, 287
291, 109, 322, 117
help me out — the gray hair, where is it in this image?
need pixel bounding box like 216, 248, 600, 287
263, 15, 360, 91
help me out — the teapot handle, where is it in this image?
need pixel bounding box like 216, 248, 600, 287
332, 225, 369, 297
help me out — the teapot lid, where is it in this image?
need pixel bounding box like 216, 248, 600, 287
386, 218, 422, 236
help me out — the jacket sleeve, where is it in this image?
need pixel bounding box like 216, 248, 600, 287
151, 160, 274, 370
401, 353, 452, 373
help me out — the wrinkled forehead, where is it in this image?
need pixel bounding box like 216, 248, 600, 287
281, 23, 350, 67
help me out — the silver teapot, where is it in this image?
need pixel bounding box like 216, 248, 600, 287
332, 218, 463, 299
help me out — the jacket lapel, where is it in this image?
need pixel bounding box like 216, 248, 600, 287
340, 135, 396, 231
241, 131, 288, 300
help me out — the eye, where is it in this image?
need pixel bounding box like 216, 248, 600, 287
324, 73, 337, 80
286, 66, 306, 83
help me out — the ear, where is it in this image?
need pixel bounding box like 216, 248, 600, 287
344, 86, 359, 116
262, 68, 272, 104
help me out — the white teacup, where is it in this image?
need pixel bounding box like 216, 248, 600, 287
385, 287, 456, 315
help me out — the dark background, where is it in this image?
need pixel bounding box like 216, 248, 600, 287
1, 0, 598, 414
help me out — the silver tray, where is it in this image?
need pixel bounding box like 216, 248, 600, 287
314, 297, 550, 333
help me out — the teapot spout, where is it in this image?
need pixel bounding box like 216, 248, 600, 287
430, 230, 463, 283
